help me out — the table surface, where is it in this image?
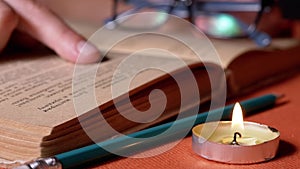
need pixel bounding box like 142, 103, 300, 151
88, 73, 300, 169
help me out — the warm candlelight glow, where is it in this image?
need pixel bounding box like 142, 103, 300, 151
192, 98, 280, 163
231, 102, 244, 132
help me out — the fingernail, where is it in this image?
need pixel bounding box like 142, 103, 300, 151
77, 40, 101, 63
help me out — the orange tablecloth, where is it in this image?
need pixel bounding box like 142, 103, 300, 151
90, 73, 300, 169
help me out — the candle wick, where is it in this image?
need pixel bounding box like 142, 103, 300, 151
231, 132, 242, 145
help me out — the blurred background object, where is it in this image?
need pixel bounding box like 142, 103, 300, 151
103, 0, 273, 47
40, 0, 300, 40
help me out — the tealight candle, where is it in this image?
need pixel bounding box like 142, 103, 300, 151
192, 102, 280, 164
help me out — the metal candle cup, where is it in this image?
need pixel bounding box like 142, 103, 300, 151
192, 121, 280, 164
192, 103, 280, 164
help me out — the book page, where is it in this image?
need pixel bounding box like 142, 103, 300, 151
70, 20, 299, 70
70, 17, 223, 67
0, 46, 201, 129
0, 53, 77, 129
211, 38, 299, 68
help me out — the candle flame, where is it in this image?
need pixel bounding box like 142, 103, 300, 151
231, 102, 244, 132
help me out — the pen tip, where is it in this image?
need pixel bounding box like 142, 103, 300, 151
274, 94, 285, 99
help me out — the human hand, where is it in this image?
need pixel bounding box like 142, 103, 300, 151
1, 0, 100, 63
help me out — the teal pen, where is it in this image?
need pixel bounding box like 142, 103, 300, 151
15, 94, 280, 169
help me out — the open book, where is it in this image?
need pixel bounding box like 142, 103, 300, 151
0, 20, 299, 166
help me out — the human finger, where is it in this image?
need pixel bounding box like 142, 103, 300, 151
0, 0, 19, 52
4, 0, 100, 63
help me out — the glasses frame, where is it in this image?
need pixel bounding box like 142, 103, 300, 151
106, 0, 274, 46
